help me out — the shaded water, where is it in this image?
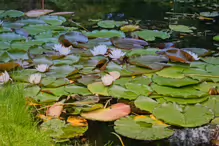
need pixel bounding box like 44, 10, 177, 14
1, 0, 219, 145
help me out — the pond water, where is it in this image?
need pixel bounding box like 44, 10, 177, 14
1, 0, 219, 146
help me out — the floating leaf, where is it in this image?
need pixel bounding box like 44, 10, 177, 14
151, 84, 207, 98
97, 20, 128, 28
200, 11, 219, 17
111, 37, 148, 49
125, 83, 152, 96
134, 96, 159, 113
202, 57, 219, 65
65, 85, 91, 96
24, 85, 41, 98
202, 96, 219, 116
83, 30, 125, 38
156, 66, 186, 79
26, 9, 54, 17
133, 30, 170, 41
114, 116, 174, 140
46, 102, 63, 118
87, 82, 109, 96
163, 96, 209, 105
59, 31, 88, 46
67, 116, 88, 127
129, 55, 169, 70
169, 25, 194, 33
81, 103, 131, 121
49, 12, 74, 16
0, 10, 24, 18
108, 85, 138, 100
40, 15, 66, 26
0, 33, 26, 42
0, 62, 20, 71
127, 48, 160, 57
120, 25, 140, 32
153, 102, 214, 127
152, 75, 200, 87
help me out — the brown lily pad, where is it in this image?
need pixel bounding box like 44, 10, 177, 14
25, 9, 54, 17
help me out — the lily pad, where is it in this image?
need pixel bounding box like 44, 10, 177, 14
163, 96, 209, 105
125, 83, 152, 96
151, 84, 207, 98
87, 82, 109, 96
40, 15, 66, 26
26, 9, 54, 17
24, 85, 41, 97
65, 85, 91, 96
83, 30, 125, 38
111, 37, 148, 49
108, 85, 138, 100
200, 11, 219, 17
202, 57, 219, 65
202, 96, 219, 116
134, 96, 159, 113
97, 20, 128, 28
152, 75, 200, 87
0, 33, 26, 42
59, 31, 88, 45
81, 103, 131, 121
114, 116, 174, 140
153, 102, 214, 127
0, 10, 24, 18
169, 25, 194, 33
133, 30, 170, 41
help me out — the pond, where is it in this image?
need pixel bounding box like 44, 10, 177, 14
1, 0, 219, 146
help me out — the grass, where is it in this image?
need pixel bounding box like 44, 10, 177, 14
0, 84, 53, 146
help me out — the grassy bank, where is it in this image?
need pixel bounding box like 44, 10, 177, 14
0, 85, 53, 146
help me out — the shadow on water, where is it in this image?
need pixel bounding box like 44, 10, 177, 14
1, 0, 219, 145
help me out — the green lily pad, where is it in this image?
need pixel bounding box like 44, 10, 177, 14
87, 82, 109, 96
133, 30, 170, 41
33, 92, 60, 102
134, 96, 159, 113
152, 75, 200, 87
114, 116, 174, 140
59, 31, 88, 45
194, 82, 219, 92
41, 86, 68, 97
202, 57, 219, 65
0, 33, 26, 42
153, 102, 214, 127
41, 119, 88, 141
24, 85, 41, 98
7, 49, 29, 60
16, 19, 46, 25
202, 96, 219, 116
151, 84, 207, 98
169, 25, 194, 33
156, 66, 186, 79
213, 35, 219, 41
125, 83, 152, 96
163, 96, 209, 105
40, 16, 66, 26
108, 85, 138, 100
0, 10, 24, 18
200, 11, 219, 17
97, 20, 128, 28
32, 56, 53, 66
127, 48, 160, 57
83, 30, 125, 38
11, 40, 44, 50
65, 85, 91, 96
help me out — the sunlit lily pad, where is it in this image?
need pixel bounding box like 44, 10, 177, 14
152, 75, 200, 87
83, 30, 125, 38
125, 83, 152, 96
169, 25, 194, 33
120, 25, 140, 32
134, 96, 159, 113
108, 85, 138, 100
133, 30, 170, 41
151, 84, 207, 98
202, 96, 219, 116
81, 103, 131, 121
163, 96, 209, 105
114, 116, 174, 140
65, 85, 91, 96
153, 102, 214, 127
87, 82, 109, 96
97, 20, 128, 28
200, 11, 219, 17
156, 66, 186, 79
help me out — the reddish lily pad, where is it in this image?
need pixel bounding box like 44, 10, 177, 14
25, 9, 54, 17
81, 103, 131, 121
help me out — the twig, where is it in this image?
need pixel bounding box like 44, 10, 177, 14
68, 19, 88, 31
104, 98, 112, 109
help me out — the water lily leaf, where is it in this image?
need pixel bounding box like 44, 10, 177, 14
16, 19, 46, 25
35, 31, 58, 43
0, 52, 11, 63
155, 66, 186, 79
72, 96, 100, 106
32, 56, 53, 66
114, 77, 131, 87
7, 49, 29, 60
111, 37, 148, 49
24, 85, 41, 98
127, 48, 160, 57
81, 103, 131, 121
134, 96, 159, 113
83, 30, 125, 38
200, 11, 219, 17
0, 10, 24, 18
194, 82, 219, 92
0, 33, 26, 42
108, 85, 138, 100
59, 31, 88, 46
129, 55, 169, 70
129, 76, 151, 85
151, 84, 207, 98
114, 116, 174, 140
42, 86, 68, 97
26, 9, 54, 17
11, 40, 43, 50
77, 74, 100, 86
49, 12, 74, 16
10, 69, 37, 82
41, 77, 57, 87
67, 116, 88, 127
125, 83, 152, 96
152, 75, 200, 87
97, 20, 128, 28
120, 25, 140, 32
33, 92, 60, 102
2, 22, 25, 29
41, 119, 88, 141
48, 65, 77, 78
77, 38, 111, 49
65, 85, 91, 96
153, 102, 214, 127
213, 35, 219, 41
169, 25, 194, 33
133, 30, 170, 41
202, 96, 219, 116
0, 62, 20, 71
40, 15, 66, 26
157, 48, 197, 63
182, 48, 209, 56
163, 96, 209, 105
87, 82, 109, 96
0, 42, 10, 50
202, 57, 219, 65
46, 102, 63, 118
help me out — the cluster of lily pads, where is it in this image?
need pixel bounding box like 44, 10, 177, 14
1, 9, 219, 143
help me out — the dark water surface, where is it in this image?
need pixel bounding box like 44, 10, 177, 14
1, 0, 219, 146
